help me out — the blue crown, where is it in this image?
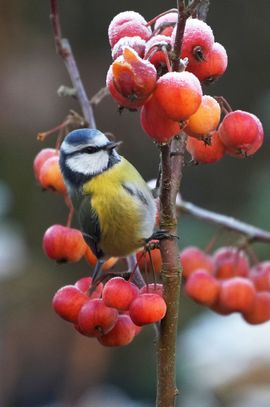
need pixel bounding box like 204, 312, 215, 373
65, 128, 105, 145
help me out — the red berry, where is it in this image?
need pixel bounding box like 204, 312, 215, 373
180, 246, 215, 279
39, 155, 67, 194
98, 314, 136, 346
136, 247, 162, 274
243, 292, 270, 324
172, 18, 214, 62
129, 293, 167, 326
108, 11, 152, 48
140, 94, 180, 143
52, 285, 88, 323
249, 262, 270, 291
213, 246, 250, 279
75, 276, 103, 299
33, 148, 59, 183
140, 283, 164, 297
186, 131, 226, 164
111, 36, 146, 60
219, 277, 256, 313
218, 110, 264, 157
43, 224, 87, 263
185, 269, 220, 306
102, 277, 139, 311
187, 42, 228, 83
77, 298, 118, 337
153, 12, 178, 36
144, 35, 172, 69
154, 71, 202, 121
107, 47, 157, 108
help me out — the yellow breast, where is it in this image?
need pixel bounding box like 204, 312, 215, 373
82, 158, 153, 257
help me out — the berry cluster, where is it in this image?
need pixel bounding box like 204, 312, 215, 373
181, 246, 270, 324
106, 10, 263, 160
53, 276, 166, 347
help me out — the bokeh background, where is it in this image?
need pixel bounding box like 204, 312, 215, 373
1, 1, 270, 406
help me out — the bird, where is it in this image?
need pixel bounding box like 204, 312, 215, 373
59, 128, 157, 280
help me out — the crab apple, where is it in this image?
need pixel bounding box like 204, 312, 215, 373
187, 42, 228, 83
153, 12, 178, 36
249, 262, 270, 292
186, 131, 226, 164
39, 155, 67, 194
140, 283, 164, 297
185, 95, 221, 137
106, 64, 143, 109
33, 148, 59, 182
84, 246, 118, 270
108, 11, 152, 48
129, 293, 167, 326
102, 277, 139, 311
98, 314, 136, 347
75, 277, 103, 299
136, 247, 162, 274
52, 285, 88, 323
185, 269, 220, 306
107, 47, 157, 108
180, 246, 215, 279
243, 292, 270, 325
154, 71, 202, 121
172, 18, 214, 63
111, 36, 146, 60
77, 298, 118, 337
140, 94, 180, 143
219, 277, 256, 313
219, 110, 264, 157
43, 224, 87, 263
144, 35, 172, 69
213, 246, 250, 279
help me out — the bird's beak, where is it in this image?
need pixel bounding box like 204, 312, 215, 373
105, 141, 122, 151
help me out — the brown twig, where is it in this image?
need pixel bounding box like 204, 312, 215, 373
50, 0, 96, 129
156, 1, 208, 406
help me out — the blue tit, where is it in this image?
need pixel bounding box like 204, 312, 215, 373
59, 128, 157, 277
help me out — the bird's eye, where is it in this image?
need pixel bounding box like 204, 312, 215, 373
83, 146, 98, 154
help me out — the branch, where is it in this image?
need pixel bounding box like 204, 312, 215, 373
157, 135, 186, 407
178, 198, 270, 243
50, 0, 96, 129
157, 1, 209, 406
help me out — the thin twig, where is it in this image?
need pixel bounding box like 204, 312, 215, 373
178, 199, 270, 243
50, 0, 96, 129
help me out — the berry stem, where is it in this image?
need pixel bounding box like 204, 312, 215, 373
50, 0, 96, 129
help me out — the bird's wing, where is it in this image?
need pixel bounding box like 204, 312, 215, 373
78, 194, 104, 259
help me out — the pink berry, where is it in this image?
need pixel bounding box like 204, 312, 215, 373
102, 277, 139, 311
129, 293, 167, 326
52, 285, 88, 323
185, 269, 220, 306
108, 11, 151, 48
77, 298, 118, 337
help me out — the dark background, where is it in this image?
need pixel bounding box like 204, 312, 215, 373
0, 1, 270, 406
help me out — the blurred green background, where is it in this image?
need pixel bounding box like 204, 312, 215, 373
1, 1, 270, 406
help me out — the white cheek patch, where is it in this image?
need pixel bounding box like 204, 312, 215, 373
66, 151, 109, 175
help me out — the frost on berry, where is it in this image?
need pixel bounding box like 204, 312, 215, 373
111, 36, 146, 60
108, 11, 152, 48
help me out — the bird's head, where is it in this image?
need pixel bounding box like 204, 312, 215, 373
60, 128, 121, 187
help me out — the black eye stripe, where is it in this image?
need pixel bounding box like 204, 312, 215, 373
66, 145, 104, 157
81, 146, 102, 154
